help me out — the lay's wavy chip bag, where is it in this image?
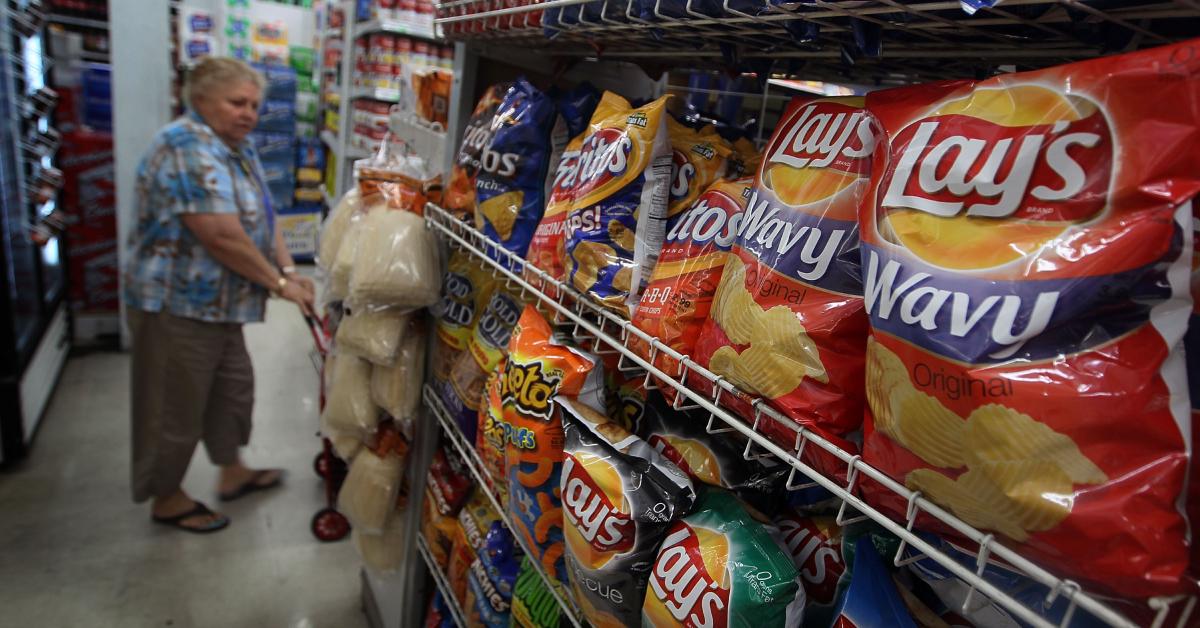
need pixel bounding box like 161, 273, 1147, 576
693, 95, 878, 447
446, 83, 510, 220
502, 306, 605, 588
632, 177, 752, 383
476, 78, 557, 262
558, 397, 695, 628
643, 486, 805, 628
667, 117, 732, 220
565, 92, 673, 317
859, 41, 1200, 599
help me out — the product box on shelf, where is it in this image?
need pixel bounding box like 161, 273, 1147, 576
59, 128, 117, 313
256, 100, 297, 135
278, 202, 321, 261
253, 62, 298, 102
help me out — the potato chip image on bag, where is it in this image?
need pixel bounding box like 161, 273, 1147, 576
446, 83, 511, 220
858, 42, 1200, 599
564, 91, 674, 317
558, 397, 695, 628
643, 486, 804, 628
502, 306, 606, 589
476, 78, 557, 263
692, 95, 877, 448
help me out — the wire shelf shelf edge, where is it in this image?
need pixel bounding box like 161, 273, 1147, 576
422, 201, 1197, 628
415, 533, 471, 628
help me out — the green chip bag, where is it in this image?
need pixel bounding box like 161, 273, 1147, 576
510, 556, 567, 628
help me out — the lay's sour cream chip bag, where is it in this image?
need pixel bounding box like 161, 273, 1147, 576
565, 92, 673, 317
502, 305, 605, 588
558, 397, 695, 628
858, 41, 1200, 598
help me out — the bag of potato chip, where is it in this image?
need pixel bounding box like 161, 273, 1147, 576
477, 358, 510, 504
632, 177, 752, 382
502, 305, 605, 588
445, 83, 511, 220
450, 488, 504, 603
559, 397, 695, 628
510, 556, 567, 628
475, 78, 557, 262
564, 92, 673, 317
832, 536, 916, 628
727, 136, 762, 179
427, 446, 472, 518
643, 486, 805, 627
859, 42, 1200, 598
666, 117, 732, 220
775, 510, 850, 627
692, 95, 877, 444
433, 249, 498, 351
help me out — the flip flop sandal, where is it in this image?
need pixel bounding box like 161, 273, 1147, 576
152, 501, 230, 534
219, 469, 286, 502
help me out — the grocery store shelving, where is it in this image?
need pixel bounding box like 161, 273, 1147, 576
415, 534, 469, 628
422, 385, 586, 628
353, 86, 402, 103
46, 13, 107, 30
353, 17, 439, 41
421, 202, 1194, 628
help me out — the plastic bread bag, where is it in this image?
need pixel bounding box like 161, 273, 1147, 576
321, 352, 379, 440
348, 207, 442, 310
318, 186, 362, 269
353, 512, 408, 574
328, 213, 364, 302
335, 304, 412, 366
354, 135, 434, 214
370, 318, 427, 437
337, 428, 410, 535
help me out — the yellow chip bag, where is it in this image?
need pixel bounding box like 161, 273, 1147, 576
666, 117, 731, 220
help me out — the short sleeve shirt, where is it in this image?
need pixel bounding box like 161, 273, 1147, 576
124, 113, 275, 324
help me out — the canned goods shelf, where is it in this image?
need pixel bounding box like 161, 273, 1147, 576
415, 533, 470, 628
354, 17, 441, 42
422, 201, 1196, 628
422, 384, 587, 628
432, 0, 1200, 82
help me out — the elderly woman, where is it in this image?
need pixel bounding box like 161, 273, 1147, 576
124, 58, 315, 533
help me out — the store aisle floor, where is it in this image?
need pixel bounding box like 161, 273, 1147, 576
0, 300, 367, 628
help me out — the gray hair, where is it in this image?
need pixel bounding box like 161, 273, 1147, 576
183, 57, 265, 109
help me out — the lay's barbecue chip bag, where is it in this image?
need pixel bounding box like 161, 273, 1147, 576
693, 95, 876, 443
859, 41, 1200, 598
446, 83, 510, 219
502, 306, 606, 588
632, 177, 753, 383
558, 397, 695, 628
667, 117, 732, 220
643, 486, 805, 628
476, 78, 557, 262
565, 92, 673, 317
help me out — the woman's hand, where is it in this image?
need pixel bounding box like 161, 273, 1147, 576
279, 279, 316, 317
287, 273, 316, 301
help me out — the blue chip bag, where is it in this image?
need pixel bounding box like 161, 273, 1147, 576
833, 536, 918, 628
475, 78, 557, 264
464, 521, 522, 628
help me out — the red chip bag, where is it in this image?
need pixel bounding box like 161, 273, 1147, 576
859, 41, 1200, 598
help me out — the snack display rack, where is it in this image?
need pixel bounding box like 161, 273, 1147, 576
416, 531, 472, 628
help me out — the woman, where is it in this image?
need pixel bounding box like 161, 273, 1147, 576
124, 58, 316, 533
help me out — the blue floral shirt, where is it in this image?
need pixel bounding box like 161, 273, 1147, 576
124, 112, 275, 324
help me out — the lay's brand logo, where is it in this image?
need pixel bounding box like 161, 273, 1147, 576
666, 189, 745, 248
766, 101, 875, 176
502, 360, 562, 422
777, 515, 844, 605
562, 452, 635, 558
647, 524, 730, 628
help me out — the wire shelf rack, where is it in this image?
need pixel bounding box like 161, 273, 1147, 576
431, 0, 1200, 82
415, 532, 471, 628
422, 201, 1197, 628
422, 384, 587, 628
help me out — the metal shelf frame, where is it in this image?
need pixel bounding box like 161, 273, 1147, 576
354, 17, 441, 42
422, 201, 1197, 628
422, 385, 587, 628
415, 534, 470, 628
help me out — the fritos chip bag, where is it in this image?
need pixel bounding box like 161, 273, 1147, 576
727, 136, 762, 179
565, 92, 673, 317
643, 486, 805, 627
477, 358, 510, 504
858, 42, 1200, 598
502, 306, 605, 588
632, 177, 753, 381
693, 95, 877, 443
667, 117, 732, 219
558, 397, 695, 628
475, 78, 557, 262
445, 83, 510, 220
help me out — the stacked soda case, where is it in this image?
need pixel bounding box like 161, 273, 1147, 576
427, 38, 1200, 626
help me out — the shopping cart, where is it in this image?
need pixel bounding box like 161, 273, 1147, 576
305, 314, 352, 542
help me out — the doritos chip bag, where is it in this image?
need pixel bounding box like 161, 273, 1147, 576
632, 177, 752, 382
667, 117, 732, 220
558, 397, 695, 628
502, 306, 606, 588
565, 92, 673, 317
446, 83, 510, 220
477, 358, 510, 504
475, 78, 557, 262
692, 95, 877, 443
643, 486, 805, 627
858, 42, 1200, 598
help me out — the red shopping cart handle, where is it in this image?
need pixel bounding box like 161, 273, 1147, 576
305, 315, 331, 356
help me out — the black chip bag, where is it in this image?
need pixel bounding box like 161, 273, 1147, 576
558, 397, 695, 628
475, 78, 557, 262
446, 83, 511, 220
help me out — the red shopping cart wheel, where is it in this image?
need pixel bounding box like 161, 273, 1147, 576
314, 452, 329, 478
311, 507, 350, 542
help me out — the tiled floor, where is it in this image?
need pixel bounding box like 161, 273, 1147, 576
0, 300, 366, 628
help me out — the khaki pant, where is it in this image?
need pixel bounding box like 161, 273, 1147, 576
128, 309, 254, 503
